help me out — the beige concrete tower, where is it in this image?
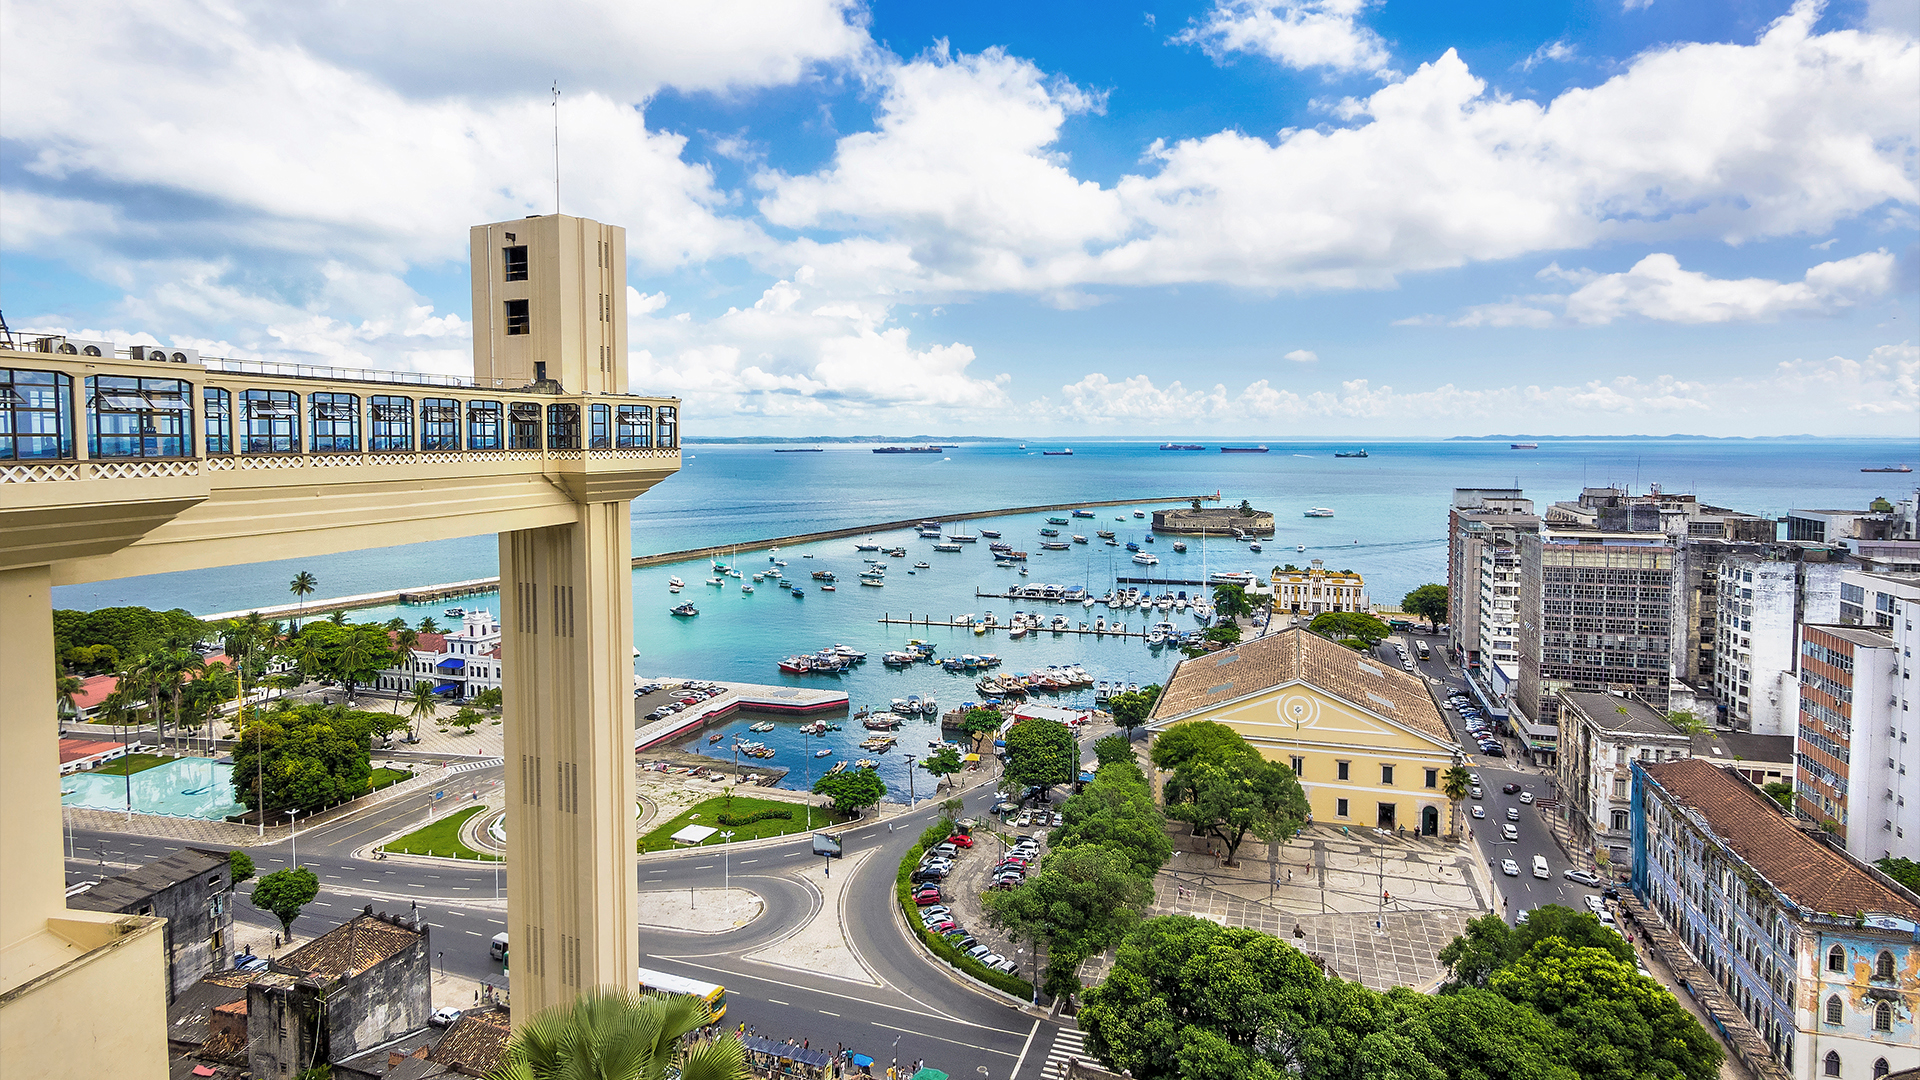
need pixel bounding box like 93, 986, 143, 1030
0, 212, 677, 1073
471, 215, 628, 393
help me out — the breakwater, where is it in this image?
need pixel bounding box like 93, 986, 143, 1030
200, 494, 1216, 622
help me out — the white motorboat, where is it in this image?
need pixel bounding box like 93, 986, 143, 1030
1131, 552, 1159, 565
1304, 507, 1335, 518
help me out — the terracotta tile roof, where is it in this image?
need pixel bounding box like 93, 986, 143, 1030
276, 910, 423, 982
1152, 627, 1450, 744
432, 1009, 511, 1077
1642, 758, 1920, 920
59, 737, 124, 763
73, 673, 120, 711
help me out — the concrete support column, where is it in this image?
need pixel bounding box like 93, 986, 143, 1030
499, 501, 637, 1020
0, 564, 63, 950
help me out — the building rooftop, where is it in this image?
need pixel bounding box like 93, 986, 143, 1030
430, 1008, 511, 1077
1642, 758, 1920, 921
1560, 691, 1685, 738
1689, 730, 1794, 764
1152, 626, 1450, 743
275, 908, 424, 983
1805, 624, 1895, 650
165, 971, 253, 1048
70, 848, 228, 913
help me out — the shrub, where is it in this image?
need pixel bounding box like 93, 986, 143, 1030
716, 807, 792, 827
894, 829, 1033, 1000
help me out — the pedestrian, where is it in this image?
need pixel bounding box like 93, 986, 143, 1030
804, 1038, 810, 1050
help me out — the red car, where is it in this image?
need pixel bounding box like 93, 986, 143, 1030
944, 834, 974, 848
913, 889, 944, 906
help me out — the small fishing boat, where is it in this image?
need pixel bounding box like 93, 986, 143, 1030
791, 587, 805, 598
979, 529, 1002, 538
1039, 528, 1059, 537
1132, 552, 1159, 565
1172, 541, 1187, 552
915, 561, 931, 568
708, 732, 725, 743
667, 577, 684, 588
444, 607, 465, 618
707, 577, 724, 586
1133, 511, 1146, 518
821, 584, 837, 591
855, 539, 881, 551
670, 603, 699, 617
1096, 529, 1115, 539
1072, 535, 1087, 544
814, 748, 833, 758
741, 583, 754, 593
1249, 542, 1263, 552
750, 721, 776, 733
1072, 509, 1095, 518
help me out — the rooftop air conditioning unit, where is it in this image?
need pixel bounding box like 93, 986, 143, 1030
31, 335, 114, 357
128, 345, 199, 364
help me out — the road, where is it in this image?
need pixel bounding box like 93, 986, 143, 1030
1380, 632, 1604, 924
68, 765, 1078, 1078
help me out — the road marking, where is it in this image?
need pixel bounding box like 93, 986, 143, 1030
488, 919, 504, 925
310, 901, 332, 907
649, 958, 1025, 1040
768, 999, 790, 1006
1010, 1017, 1042, 1079
406, 883, 424, 888
362, 879, 380, 883
784, 851, 801, 857
818, 1010, 840, 1017
464, 930, 482, 936
694, 864, 714, 869
739, 859, 757, 865
452, 886, 470, 891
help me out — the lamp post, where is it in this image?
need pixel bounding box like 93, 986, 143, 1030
286, 810, 299, 867
719, 830, 735, 902
904, 754, 917, 809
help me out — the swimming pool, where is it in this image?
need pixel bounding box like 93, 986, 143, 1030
61, 757, 247, 820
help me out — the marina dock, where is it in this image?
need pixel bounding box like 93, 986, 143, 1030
199, 494, 1219, 622
876, 614, 1152, 639
632, 678, 849, 751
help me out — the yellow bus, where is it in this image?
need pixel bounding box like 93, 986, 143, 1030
636, 966, 727, 1021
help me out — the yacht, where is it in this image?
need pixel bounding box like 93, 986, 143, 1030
667, 577, 684, 588
1304, 508, 1335, 518
1132, 552, 1160, 565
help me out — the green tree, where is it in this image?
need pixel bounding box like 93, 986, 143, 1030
1162, 753, 1309, 866
1149, 719, 1255, 772
1307, 610, 1391, 648
1052, 759, 1171, 877
1762, 781, 1795, 812
447, 707, 485, 735
152, 644, 206, 749
1001, 718, 1078, 794
1211, 583, 1253, 620
1437, 912, 1515, 989
812, 769, 886, 814
920, 745, 964, 790
489, 986, 748, 1080
1092, 733, 1135, 769
231, 704, 379, 815
1203, 624, 1241, 647
1877, 856, 1920, 893
289, 621, 398, 697
471, 686, 504, 712
1489, 939, 1722, 1080
52, 606, 205, 671
251, 866, 319, 939
1442, 764, 1472, 839
287, 571, 318, 632
55, 671, 83, 720
1080, 916, 1326, 1079
416, 615, 443, 634
406, 681, 441, 740
1108, 685, 1159, 739
1509, 904, 1635, 966
1402, 583, 1448, 629
229, 850, 256, 884
983, 844, 1154, 1003
961, 706, 1003, 738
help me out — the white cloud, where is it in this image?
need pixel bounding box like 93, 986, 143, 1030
1770, 343, 1919, 413
1560, 250, 1896, 324
1284, 349, 1320, 362
1518, 39, 1578, 71
1175, 0, 1394, 76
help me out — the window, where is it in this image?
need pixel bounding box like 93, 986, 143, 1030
421, 398, 460, 451
656, 405, 677, 448
1611, 809, 1630, 831
241, 389, 300, 454
308, 392, 360, 452
1825, 1051, 1841, 1077
466, 401, 502, 450
1337, 761, 1350, 781
1336, 798, 1349, 817
507, 401, 541, 449
1289, 756, 1304, 776
1875, 950, 1894, 981
1, 369, 74, 460
1876, 1058, 1891, 1079
503, 245, 528, 282
615, 403, 651, 447
86, 375, 191, 458
504, 299, 530, 336
1826, 995, 1843, 1025
369, 395, 412, 451
1381, 764, 1395, 785
1829, 945, 1847, 972
546, 403, 579, 449
589, 403, 610, 448
203, 387, 231, 455
1425, 768, 1438, 788
1873, 1001, 1892, 1032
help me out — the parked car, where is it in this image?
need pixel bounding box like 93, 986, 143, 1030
1015, 810, 1033, 826
988, 956, 1018, 974
1563, 869, 1604, 887
909, 869, 947, 885
946, 933, 977, 950
1501, 859, 1520, 876
429, 1007, 464, 1027
928, 843, 959, 859
944, 834, 974, 848
1051, 812, 1064, 827
914, 890, 944, 906
920, 904, 952, 921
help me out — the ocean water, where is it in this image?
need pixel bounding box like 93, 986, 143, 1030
57, 438, 1916, 793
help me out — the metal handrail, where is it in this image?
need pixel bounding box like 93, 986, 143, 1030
199, 356, 477, 389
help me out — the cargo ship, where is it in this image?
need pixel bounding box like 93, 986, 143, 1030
1861, 464, 1913, 473
1220, 445, 1269, 453
1159, 443, 1205, 451
1510, 442, 1538, 450
873, 445, 942, 454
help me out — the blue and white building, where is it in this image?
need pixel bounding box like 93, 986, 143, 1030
1633, 757, 1920, 1080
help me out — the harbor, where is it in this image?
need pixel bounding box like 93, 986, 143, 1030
878, 614, 1153, 639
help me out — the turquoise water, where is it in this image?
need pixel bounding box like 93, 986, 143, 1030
54, 437, 1917, 793
62, 758, 247, 819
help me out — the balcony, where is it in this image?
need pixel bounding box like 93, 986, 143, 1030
0, 345, 681, 583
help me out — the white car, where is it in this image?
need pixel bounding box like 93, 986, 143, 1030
1502, 823, 1518, 842
1563, 869, 1604, 888
1471, 805, 1486, 819
429, 1007, 463, 1027
1506, 807, 1520, 821
1518, 791, 1535, 805
1501, 858, 1520, 876
1584, 895, 1606, 916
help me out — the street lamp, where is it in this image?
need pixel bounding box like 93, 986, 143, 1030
904, 754, 917, 808
719, 830, 736, 901
286, 810, 299, 867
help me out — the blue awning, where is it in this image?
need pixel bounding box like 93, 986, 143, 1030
436, 657, 465, 671
433, 681, 462, 694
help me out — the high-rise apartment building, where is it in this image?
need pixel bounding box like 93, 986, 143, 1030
1446, 489, 1535, 668
1516, 529, 1677, 737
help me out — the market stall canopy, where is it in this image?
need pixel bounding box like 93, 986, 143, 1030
670, 824, 718, 845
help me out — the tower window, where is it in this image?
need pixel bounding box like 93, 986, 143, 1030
504, 299, 530, 336
503, 245, 528, 282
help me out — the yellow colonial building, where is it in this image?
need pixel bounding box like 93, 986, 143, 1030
1148, 627, 1460, 836
1270, 558, 1369, 615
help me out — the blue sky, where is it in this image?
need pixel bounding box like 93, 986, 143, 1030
3, 0, 1915, 436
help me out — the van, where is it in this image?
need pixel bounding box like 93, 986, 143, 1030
1532, 855, 1550, 879
489, 933, 508, 962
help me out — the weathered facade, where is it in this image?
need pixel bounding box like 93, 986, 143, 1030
67, 847, 233, 1002
247, 907, 432, 1079
1151, 505, 1275, 536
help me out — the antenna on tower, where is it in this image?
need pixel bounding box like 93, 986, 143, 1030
552, 81, 561, 216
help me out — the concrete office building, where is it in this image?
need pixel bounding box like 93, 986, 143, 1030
1796, 613, 1919, 863
1632, 758, 1920, 1080
67, 848, 234, 1002
0, 213, 680, 1077
1446, 489, 1536, 668
1557, 690, 1694, 865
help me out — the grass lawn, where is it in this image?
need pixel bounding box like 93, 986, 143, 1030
367, 767, 411, 793
87, 752, 178, 776
639, 795, 854, 853
384, 805, 501, 861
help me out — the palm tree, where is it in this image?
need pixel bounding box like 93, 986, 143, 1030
1442, 764, 1472, 840
155, 646, 206, 752
416, 615, 443, 635
56, 671, 83, 723
489, 987, 747, 1080
387, 627, 420, 716
288, 571, 318, 632
406, 682, 440, 742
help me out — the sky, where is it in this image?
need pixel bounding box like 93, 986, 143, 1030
3, 0, 1917, 438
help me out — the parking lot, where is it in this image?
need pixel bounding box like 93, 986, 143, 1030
633, 680, 728, 724
909, 819, 1040, 979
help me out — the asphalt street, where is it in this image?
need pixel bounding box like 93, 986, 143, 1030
68, 766, 1072, 1078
